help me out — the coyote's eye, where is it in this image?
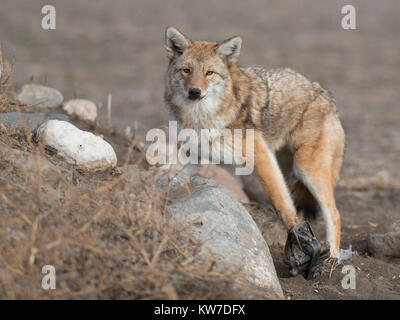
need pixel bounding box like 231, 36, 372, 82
206, 70, 214, 76
183, 68, 191, 74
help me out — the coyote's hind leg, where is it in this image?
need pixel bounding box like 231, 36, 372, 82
293, 116, 345, 258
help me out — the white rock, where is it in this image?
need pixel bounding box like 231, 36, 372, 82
17, 84, 63, 108
63, 99, 98, 122
38, 120, 117, 171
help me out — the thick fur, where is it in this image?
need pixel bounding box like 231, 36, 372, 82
164, 27, 345, 258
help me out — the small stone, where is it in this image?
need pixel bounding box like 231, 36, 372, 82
17, 84, 63, 108
38, 120, 117, 171
63, 99, 98, 122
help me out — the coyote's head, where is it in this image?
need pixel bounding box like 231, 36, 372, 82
164, 26, 242, 119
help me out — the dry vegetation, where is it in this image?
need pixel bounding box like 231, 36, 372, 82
0, 56, 248, 300
0, 50, 15, 114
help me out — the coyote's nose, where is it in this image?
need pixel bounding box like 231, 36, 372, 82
188, 88, 202, 100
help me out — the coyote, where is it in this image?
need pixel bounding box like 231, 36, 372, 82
164, 27, 345, 277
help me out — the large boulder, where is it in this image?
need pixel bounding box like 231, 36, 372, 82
37, 120, 117, 171
17, 84, 63, 108
161, 174, 284, 299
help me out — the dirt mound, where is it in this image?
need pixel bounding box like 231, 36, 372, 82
245, 194, 400, 300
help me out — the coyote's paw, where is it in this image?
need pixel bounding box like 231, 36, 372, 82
284, 221, 330, 280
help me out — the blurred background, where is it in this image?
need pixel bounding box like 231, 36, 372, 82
0, 0, 399, 182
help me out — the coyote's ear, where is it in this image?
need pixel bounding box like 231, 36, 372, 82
217, 36, 242, 62
165, 27, 190, 59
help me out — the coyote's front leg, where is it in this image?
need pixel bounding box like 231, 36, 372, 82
252, 133, 329, 279
253, 133, 298, 229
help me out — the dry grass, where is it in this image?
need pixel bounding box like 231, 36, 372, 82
0, 48, 13, 113
0, 161, 240, 299
0, 53, 247, 300
0, 48, 26, 114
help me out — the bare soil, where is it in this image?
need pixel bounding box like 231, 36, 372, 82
0, 0, 399, 299
246, 189, 400, 300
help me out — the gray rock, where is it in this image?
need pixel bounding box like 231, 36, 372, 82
163, 174, 284, 299
0, 112, 69, 131
367, 221, 400, 259
17, 84, 63, 108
